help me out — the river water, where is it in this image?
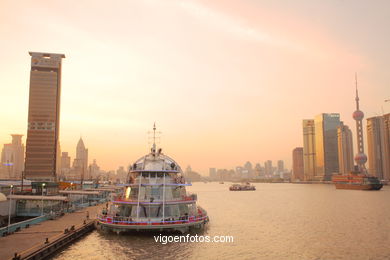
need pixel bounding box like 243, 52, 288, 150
53, 183, 390, 260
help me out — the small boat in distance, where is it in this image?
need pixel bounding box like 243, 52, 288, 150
229, 183, 255, 191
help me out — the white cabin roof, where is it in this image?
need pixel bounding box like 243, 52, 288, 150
59, 190, 100, 195
132, 151, 182, 172
7, 195, 68, 201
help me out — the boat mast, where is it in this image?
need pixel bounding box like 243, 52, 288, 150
136, 172, 142, 220
162, 172, 165, 222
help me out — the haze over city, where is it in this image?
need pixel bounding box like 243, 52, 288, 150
1, 0, 389, 174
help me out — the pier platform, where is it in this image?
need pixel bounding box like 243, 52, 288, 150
0, 204, 104, 260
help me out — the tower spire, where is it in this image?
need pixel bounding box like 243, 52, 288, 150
352, 73, 367, 172
355, 73, 359, 110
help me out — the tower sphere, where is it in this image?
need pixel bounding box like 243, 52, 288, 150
354, 153, 367, 165
353, 110, 364, 121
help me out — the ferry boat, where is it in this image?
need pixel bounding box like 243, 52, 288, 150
229, 182, 256, 191
332, 168, 383, 190
97, 130, 209, 234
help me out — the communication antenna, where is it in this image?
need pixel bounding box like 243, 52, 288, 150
352, 73, 367, 172
147, 122, 162, 152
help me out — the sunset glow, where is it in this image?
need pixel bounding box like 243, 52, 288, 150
0, 0, 389, 173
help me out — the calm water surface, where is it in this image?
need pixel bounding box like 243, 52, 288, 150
53, 183, 390, 260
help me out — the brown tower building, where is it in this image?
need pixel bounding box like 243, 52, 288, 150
367, 116, 389, 180
292, 147, 304, 181
24, 52, 65, 181
337, 122, 354, 174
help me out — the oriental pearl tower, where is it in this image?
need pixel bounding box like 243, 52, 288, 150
352, 74, 368, 172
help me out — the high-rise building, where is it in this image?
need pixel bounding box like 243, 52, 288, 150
264, 160, 273, 177
302, 119, 316, 181
24, 52, 65, 181
243, 161, 253, 178
59, 152, 70, 180
292, 147, 304, 181
1, 135, 25, 179
367, 116, 389, 180
337, 122, 354, 174
383, 113, 390, 181
90, 159, 101, 179
314, 113, 340, 181
61, 152, 71, 169
277, 160, 284, 173
72, 138, 89, 180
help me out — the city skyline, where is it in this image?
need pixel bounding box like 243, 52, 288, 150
1, 0, 390, 174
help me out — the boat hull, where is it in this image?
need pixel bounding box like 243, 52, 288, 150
229, 189, 256, 191
334, 183, 383, 190
96, 217, 208, 234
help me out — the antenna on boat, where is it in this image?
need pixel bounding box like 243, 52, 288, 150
148, 122, 162, 154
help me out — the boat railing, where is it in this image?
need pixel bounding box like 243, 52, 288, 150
112, 197, 196, 204
97, 214, 208, 225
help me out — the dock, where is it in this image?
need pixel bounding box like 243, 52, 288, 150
0, 204, 104, 260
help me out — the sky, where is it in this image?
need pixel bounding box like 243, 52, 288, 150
0, 0, 389, 174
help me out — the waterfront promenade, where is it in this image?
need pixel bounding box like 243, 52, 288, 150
0, 204, 104, 260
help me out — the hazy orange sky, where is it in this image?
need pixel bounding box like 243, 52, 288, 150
0, 0, 389, 174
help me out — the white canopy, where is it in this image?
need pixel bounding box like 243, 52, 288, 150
7, 195, 68, 201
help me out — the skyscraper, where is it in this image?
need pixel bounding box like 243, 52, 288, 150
314, 113, 340, 181
1, 135, 25, 179
61, 152, 70, 168
367, 116, 389, 180
292, 147, 304, 181
24, 52, 65, 181
277, 160, 284, 173
302, 119, 316, 181
337, 122, 354, 174
264, 160, 273, 177
72, 138, 89, 180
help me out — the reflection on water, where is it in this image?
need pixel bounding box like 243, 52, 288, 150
53, 183, 390, 260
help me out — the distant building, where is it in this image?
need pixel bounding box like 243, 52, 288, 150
24, 52, 65, 181
254, 163, 262, 177
59, 152, 71, 179
243, 161, 253, 178
209, 168, 217, 179
314, 113, 340, 181
89, 159, 100, 179
184, 165, 201, 182
292, 147, 304, 181
116, 166, 127, 183
337, 122, 354, 174
367, 116, 389, 180
0, 135, 25, 179
277, 160, 284, 173
71, 138, 89, 180
264, 160, 273, 177
61, 152, 71, 169
302, 119, 316, 181
235, 166, 243, 179
383, 113, 390, 181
